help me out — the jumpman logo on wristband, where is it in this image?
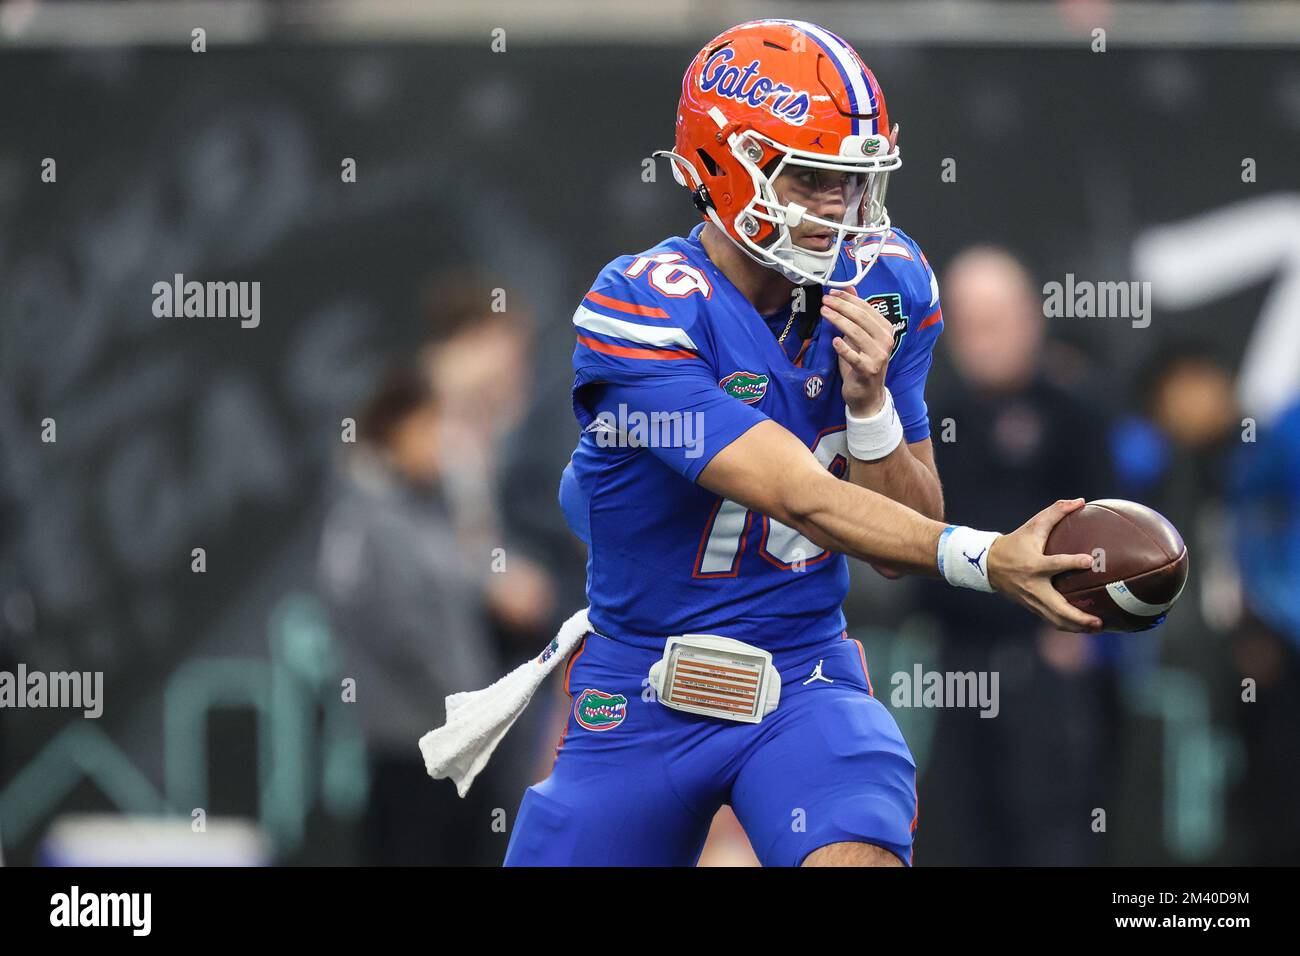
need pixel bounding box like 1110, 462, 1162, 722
963, 547, 987, 574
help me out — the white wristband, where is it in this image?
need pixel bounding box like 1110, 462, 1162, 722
937, 525, 1002, 592
845, 389, 904, 461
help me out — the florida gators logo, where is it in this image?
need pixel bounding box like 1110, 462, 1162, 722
574, 689, 627, 731
699, 47, 811, 125
720, 370, 770, 404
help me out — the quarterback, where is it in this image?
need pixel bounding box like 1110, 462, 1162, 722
502, 19, 1101, 867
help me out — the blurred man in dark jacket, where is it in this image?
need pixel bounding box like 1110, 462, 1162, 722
917, 246, 1113, 865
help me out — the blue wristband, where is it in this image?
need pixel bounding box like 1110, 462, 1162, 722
936, 524, 957, 577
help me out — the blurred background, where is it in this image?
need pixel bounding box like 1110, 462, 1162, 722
1, 0, 1298, 866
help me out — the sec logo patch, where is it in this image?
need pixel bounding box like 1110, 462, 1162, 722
804, 375, 824, 399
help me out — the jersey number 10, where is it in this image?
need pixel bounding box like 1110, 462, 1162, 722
694, 428, 847, 577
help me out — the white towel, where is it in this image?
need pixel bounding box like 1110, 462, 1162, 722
419, 607, 592, 797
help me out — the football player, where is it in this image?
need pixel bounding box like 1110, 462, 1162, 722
504, 19, 1102, 867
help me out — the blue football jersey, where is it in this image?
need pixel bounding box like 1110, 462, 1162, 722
560, 222, 944, 652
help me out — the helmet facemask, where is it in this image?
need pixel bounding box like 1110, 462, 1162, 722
729, 128, 900, 287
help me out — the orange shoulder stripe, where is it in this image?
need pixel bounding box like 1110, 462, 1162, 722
576, 334, 696, 361
584, 290, 670, 319
917, 307, 942, 332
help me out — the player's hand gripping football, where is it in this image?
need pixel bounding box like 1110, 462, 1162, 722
820, 286, 892, 416
987, 498, 1104, 633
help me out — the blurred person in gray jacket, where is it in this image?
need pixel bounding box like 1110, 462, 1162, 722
318, 363, 509, 865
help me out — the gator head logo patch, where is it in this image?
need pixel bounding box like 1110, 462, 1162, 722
537, 638, 560, 664
864, 293, 909, 359
719, 370, 769, 404
574, 689, 627, 731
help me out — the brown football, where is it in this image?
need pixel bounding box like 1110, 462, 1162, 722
1044, 499, 1189, 632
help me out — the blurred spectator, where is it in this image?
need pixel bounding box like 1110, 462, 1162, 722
419, 272, 567, 791
916, 245, 1113, 865
418, 272, 556, 642
1110, 346, 1243, 639
316, 268, 573, 864
1106, 344, 1244, 862
1111, 345, 1240, 508
1229, 397, 1300, 864
1109, 346, 1244, 647
317, 363, 506, 865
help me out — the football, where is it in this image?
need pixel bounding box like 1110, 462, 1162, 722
1045, 499, 1190, 632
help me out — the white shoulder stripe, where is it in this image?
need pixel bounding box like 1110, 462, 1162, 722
573, 305, 698, 351
878, 241, 914, 259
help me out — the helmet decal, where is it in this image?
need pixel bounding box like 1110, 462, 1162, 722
699, 46, 812, 126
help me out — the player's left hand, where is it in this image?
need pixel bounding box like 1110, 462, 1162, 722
821, 286, 894, 417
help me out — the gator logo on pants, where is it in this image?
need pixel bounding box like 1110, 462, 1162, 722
574, 689, 628, 731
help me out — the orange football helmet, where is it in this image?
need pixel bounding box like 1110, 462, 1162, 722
656, 19, 900, 287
